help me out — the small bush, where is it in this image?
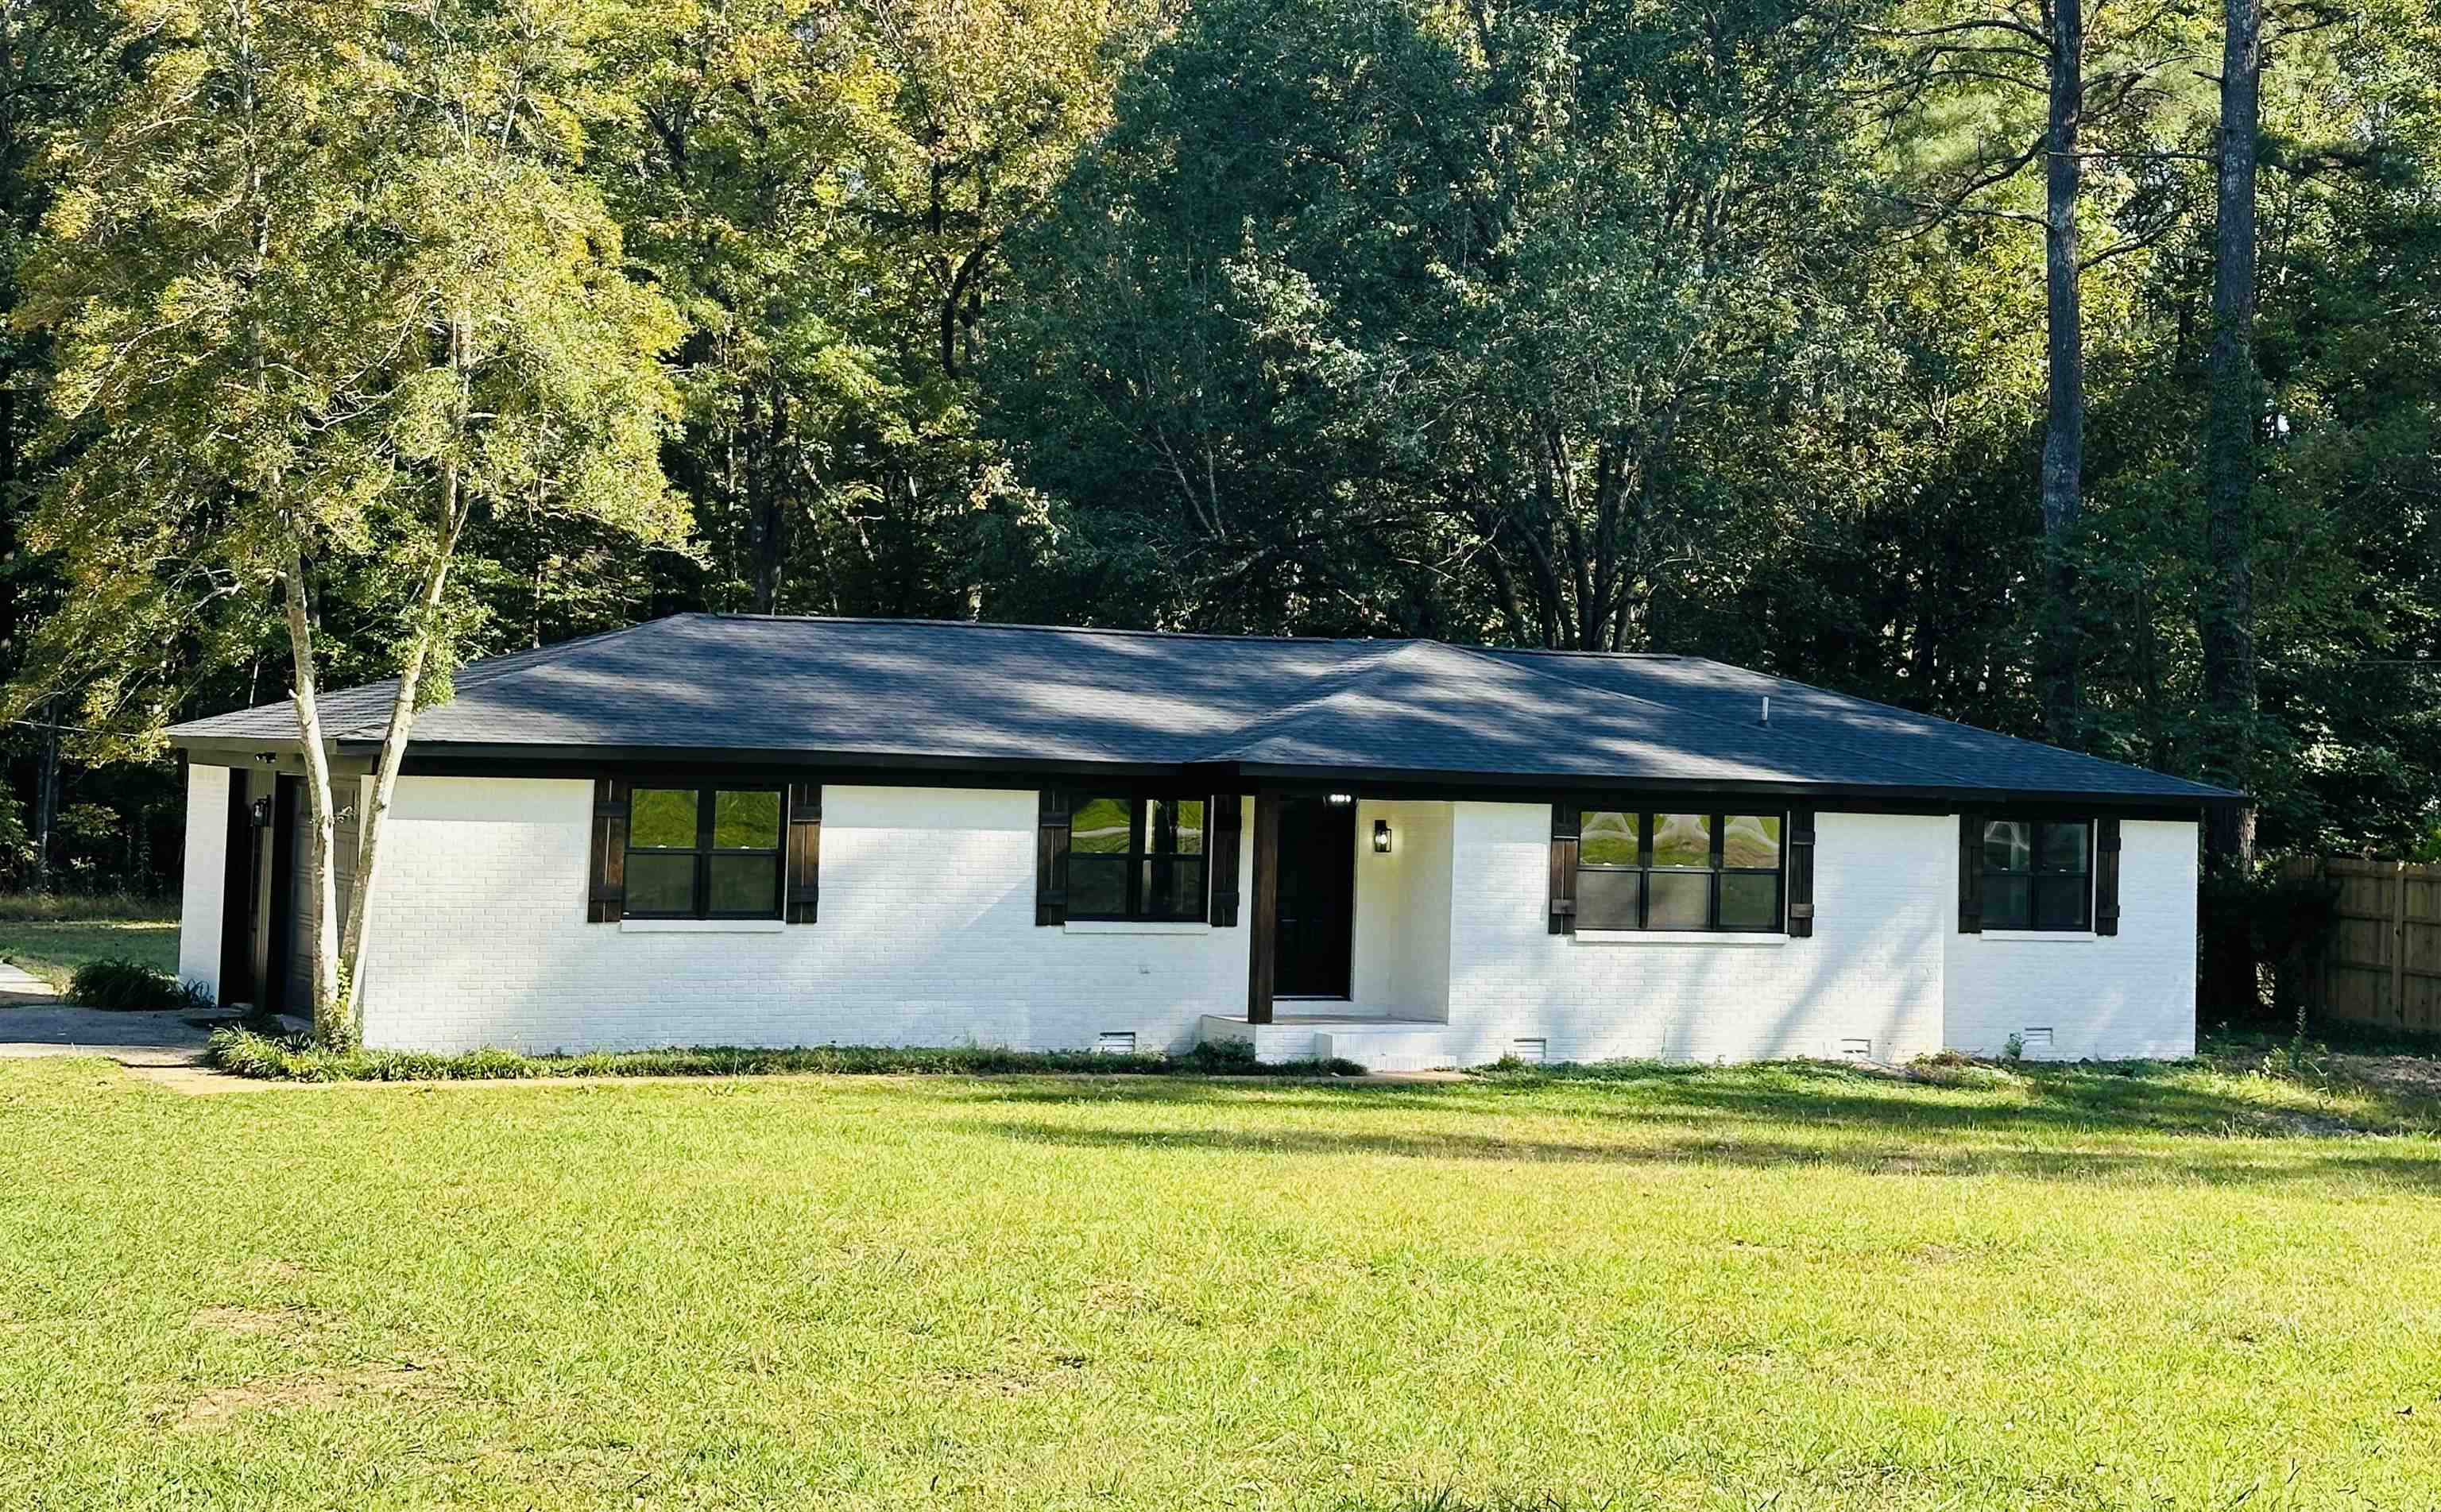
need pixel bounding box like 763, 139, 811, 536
207, 1029, 1366, 1083
2199, 865, 2342, 1031
68, 957, 213, 1011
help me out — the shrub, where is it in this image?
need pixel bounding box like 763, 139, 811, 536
68, 957, 212, 1011
207, 1029, 1365, 1083
2199, 865, 2343, 1032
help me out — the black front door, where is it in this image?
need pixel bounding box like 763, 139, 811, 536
1274, 798, 1355, 998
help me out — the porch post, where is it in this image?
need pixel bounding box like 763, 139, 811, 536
1246, 789, 1279, 1025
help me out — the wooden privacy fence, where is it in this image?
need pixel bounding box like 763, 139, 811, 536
2283, 857, 2441, 1035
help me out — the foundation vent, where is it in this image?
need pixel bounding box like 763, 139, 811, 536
1096, 1031, 1137, 1055
2020, 1027, 2055, 1057
1838, 1038, 1873, 1061
1511, 1038, 1548, 1065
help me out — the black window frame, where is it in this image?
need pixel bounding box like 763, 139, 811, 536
1574, 809, 1787, 934
1979, 816, 2093, 932
620, 784, 786, 921
1061, 793, 1211, 923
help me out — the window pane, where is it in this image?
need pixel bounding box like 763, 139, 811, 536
708, 854, 779, 916
2035, 875, 2091, 931
1066, 854, 1128, 917
1651, 813, 1712, 868
1576, 868, 1642, 930
1983, 873, 2033, 930
1647, 871, 1711, 930
1072, 798, 1133, 854
1720, 872, 1780, 930
1982, 820, 2031, 874
1149, 798, 1205, 856
629, 788, 698, 849
712, 790, 781, 849
625, 853, 697, 915
1142, 857, 1205, 918
2037, 822, 2089, 875
1579, 810, 1642, 867
1721, 814, 1781, 869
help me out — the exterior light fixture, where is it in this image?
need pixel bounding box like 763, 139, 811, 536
1372, 818, 1393, 854
1326, 792, 1354, 807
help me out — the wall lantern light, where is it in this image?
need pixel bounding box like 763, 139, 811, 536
1326, 792, 1354, 807
1372, 818, 1394, 854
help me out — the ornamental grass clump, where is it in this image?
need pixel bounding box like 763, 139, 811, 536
66, 957, 212, 1011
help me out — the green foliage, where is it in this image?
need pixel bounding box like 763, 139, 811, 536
2199, 864, 2344, 1030
988, 0, 1886, 643
206, 1028, 1365, 1082
65, 955, 210, 1011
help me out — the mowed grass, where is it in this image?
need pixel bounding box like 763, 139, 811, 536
0, 917, 179, 990
2, 1056, 2439, 1510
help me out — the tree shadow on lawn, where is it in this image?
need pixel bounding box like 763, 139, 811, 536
957, 1116, 2441, 1193
940, 1058, 2441, 1143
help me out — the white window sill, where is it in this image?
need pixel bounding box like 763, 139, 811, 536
619, 918, 786, 934
1979, 930, 2098, 943
1064, 921, 1211, 936
1573, 930, 1789, 946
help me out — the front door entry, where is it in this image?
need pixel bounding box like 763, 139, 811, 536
1273, 797, 1355, 999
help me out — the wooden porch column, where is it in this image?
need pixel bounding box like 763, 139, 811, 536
1246, 790, 1280, 1025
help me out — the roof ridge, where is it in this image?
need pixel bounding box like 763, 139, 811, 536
698, 611, 1399, 649
1187, 640, 1433, 762
1433, 640, 1982, 789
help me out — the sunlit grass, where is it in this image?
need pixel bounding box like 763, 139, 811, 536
2, 1053, 2438, 1509
0, 917, 178, 989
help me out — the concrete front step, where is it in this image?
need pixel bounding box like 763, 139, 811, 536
1199, 1013, 1457, 1073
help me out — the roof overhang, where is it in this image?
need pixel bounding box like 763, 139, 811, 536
168, 736, 2231, 818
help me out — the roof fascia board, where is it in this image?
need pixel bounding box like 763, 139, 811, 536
370, 744, 2216, 817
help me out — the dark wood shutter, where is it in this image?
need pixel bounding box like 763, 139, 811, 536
1035, 791, 1071, 926
1786, 808, 1816, 938
2095, 816, 2122, 936
1549, 802, 1580, 934
1209, 793, 1244, 926
1957, 812, 1983, 934
588, 778, 629, 922
785, 783, 822, 923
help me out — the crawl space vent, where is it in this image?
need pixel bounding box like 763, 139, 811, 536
1838, 1038, 1873, 1061
1511, 1037, 1548, 1065
1096, 1031, 1136, 1054
2020, 1027, 2055, 1057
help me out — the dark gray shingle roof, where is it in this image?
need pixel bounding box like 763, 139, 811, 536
167, 613, 2234, 803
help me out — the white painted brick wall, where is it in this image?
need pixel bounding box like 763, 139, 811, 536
177, 764, 230, 996
172, 772, 2198, 1061
1439, 803, 1952, 1065
1943, 819, 2199, 1060
1347, 799, 1453, 1019
353, 778, 1255, 1055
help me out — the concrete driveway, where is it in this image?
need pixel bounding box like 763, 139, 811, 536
0, 963, 215, 1067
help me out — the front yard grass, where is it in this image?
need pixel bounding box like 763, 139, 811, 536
2, 1052, 2437, 1510
0, 916, 179, 990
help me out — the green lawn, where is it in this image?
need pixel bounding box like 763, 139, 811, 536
0, 917, 180, 989
2, 1054, 2438, 1510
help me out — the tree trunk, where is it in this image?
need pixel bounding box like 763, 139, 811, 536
280, 540, 345, 1043
2037, 0, 2087, 751
2201, 0, 2262, 868
31, 698, 57, 892
337, 460, 470, 1032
